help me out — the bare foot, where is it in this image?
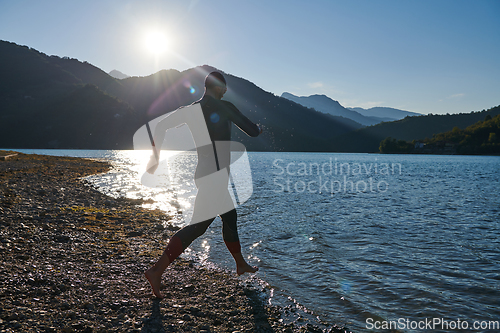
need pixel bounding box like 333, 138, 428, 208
145, 268, 163, 299
237, 263, 259, 276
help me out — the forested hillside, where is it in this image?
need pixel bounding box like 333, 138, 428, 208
331, 106, 500, 152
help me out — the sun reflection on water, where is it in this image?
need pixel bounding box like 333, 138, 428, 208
85, 150, 199, 227
200, 239, 210, 262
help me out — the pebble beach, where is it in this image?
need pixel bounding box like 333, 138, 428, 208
0, 151, 346, 333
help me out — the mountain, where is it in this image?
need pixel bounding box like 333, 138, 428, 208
330, 105, 500, 152
0, 41, 137, 149
348, 107, 421, 120
109, 70, 129, 79
0, 40, 357, 151
281, 92, 393, 126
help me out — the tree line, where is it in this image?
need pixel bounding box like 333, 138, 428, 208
379, 112, 500, 155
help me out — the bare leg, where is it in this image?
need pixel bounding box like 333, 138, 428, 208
220, 209, 257, 276
144, 235, 183, 299
144, 251, 171, 299
144, 220, 213, 298
230, 251, 259, 276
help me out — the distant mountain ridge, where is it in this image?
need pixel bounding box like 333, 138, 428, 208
348, 106, 421, 120
281, 92, 419, 126
281, 92, 379, 126
109, 69, 129, 79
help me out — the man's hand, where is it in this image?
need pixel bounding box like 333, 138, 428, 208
146, 155, 159, 174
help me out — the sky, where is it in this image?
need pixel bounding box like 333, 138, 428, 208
1, 0, 499, 115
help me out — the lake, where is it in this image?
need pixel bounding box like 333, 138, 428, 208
11, 150, 500, 332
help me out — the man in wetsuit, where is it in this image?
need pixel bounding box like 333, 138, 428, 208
145, 72, 262, 299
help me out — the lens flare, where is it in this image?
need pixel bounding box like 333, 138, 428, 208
183, 80, 198, 95
210, 113, 220, 123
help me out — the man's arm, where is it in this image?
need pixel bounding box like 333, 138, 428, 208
224, 101, 261, 137
147, 109, 187, 173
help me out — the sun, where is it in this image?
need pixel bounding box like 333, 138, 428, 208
144, 30, 169, 55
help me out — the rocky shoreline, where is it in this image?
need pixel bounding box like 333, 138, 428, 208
0, 151, 349, 333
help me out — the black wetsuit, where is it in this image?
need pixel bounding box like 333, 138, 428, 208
164, 95, 260, 262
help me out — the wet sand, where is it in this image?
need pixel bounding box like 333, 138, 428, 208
0, 151, 348, 332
